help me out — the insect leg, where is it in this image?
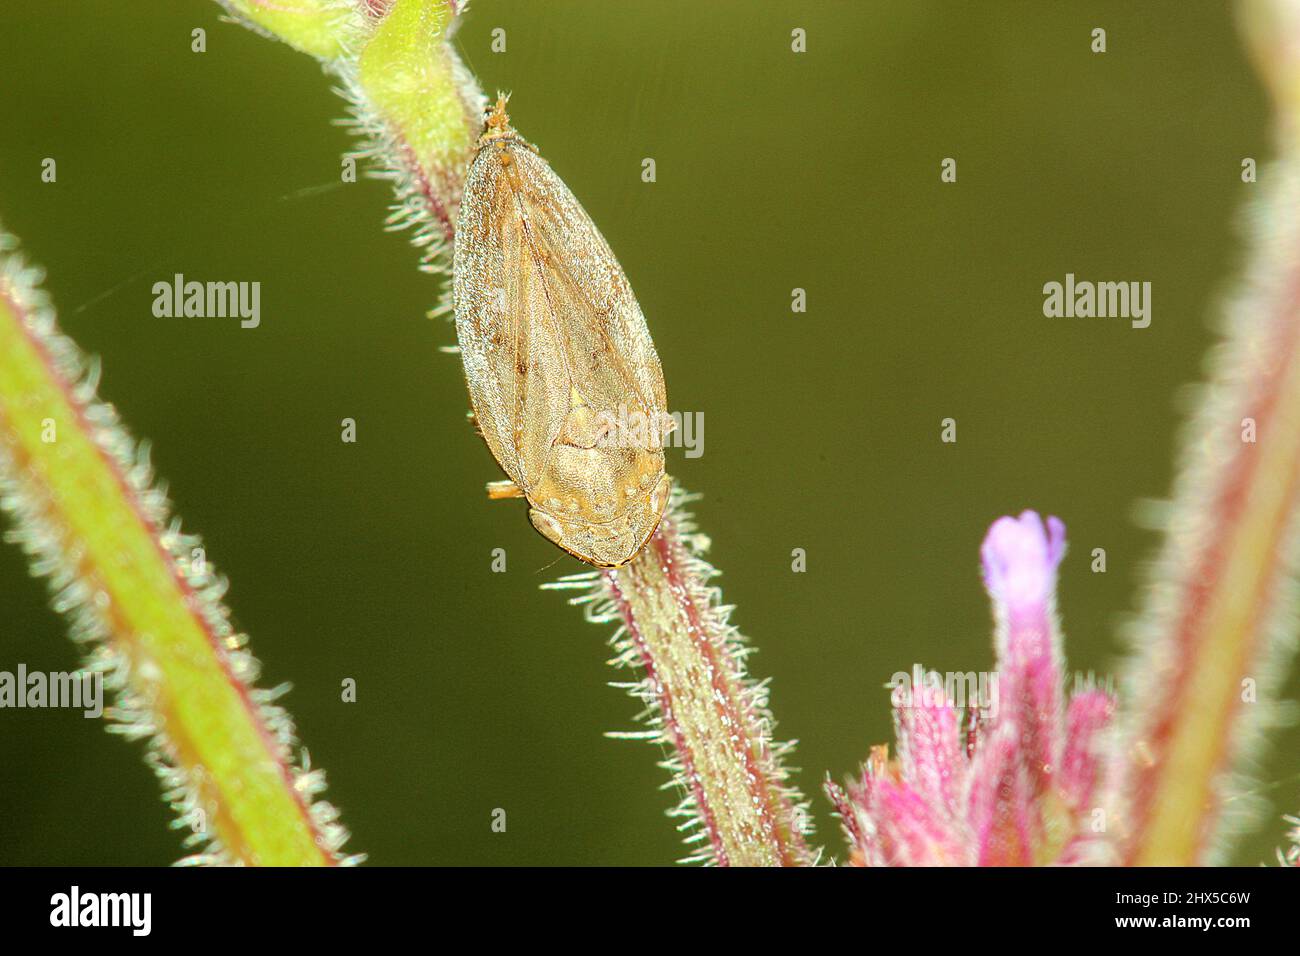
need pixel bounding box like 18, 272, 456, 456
486, 479, 525, 500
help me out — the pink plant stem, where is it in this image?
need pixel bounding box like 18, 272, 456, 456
1118, 158, 1300, 864
597, 509, 812, 867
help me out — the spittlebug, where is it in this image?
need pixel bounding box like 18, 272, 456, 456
452, 96, 672, 568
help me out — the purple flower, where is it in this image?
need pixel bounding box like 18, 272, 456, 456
828, 512, 1115, 866
981, 511, 1066, 614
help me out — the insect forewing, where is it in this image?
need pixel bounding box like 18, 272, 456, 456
518, 161, 667, 422
455, 147, 569, 488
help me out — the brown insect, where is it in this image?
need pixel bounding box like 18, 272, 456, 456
452, 96, 672, 568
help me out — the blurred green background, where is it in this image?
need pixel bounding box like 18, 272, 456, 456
1, 1, 1297, 866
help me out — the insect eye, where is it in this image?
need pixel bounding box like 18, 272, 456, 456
528, 509, 565, 547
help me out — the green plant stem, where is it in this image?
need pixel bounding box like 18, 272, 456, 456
0, 242, 349, 865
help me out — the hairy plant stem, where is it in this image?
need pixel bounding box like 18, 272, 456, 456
0, 240, 352, 865
228, 1, 813, 865
1115, 2, 1300, 863
221, 0, 484, 288
549, 495, 815, 866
